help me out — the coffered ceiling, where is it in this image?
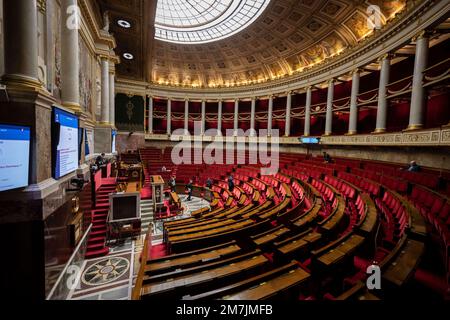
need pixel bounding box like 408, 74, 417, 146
98, 0, 408, 88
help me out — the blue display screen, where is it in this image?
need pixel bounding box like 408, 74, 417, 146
0, 124, 31, 191
53, 107, 79, 179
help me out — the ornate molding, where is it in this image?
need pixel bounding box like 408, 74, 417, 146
321, 128, 450, 146
120, 0, 447, 100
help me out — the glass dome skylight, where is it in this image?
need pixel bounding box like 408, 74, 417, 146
155, 0, 271, 44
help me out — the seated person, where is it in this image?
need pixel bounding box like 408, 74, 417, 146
161, 166, 167, 172
323, 152, 332, 163
408, 160, 421, 172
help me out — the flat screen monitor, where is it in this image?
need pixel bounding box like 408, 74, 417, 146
109, 192, 140, 222
52, 107, 79, 179
300, 137, 320, 144
85, 129, 94, 157
0, 124, 31, 192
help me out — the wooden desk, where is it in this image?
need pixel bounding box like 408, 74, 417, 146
382, 239, 425, 287
320, 196, 345, 233
141, 254, 268, 298
259, 198, 291, 220
242, 201, 272, 219
151, 175, 164, 185
145, 243, 241, 274
317, 234, 365, 268
253, 227, 291, 246
358, 194, 378, 234
223, 267, 310, 300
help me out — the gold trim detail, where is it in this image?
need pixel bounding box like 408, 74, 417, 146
373, 128, 386, 134
404, 124, 424, 131
1, 74, 43, 90
37, 0, 46, 13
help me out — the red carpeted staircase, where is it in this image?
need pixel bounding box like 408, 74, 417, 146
85, 183, 117, 259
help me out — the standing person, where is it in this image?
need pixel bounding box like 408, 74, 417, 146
186, 179, 193, 201
228, 175, 234, 192
206, 177, 213, 189
323, 152, 332, 163
169, 176, 176, 192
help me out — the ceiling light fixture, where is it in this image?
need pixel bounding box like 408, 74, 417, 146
123, 53, 134, 60
117, 19, 131, 28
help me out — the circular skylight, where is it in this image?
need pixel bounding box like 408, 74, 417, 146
155, 0, 271, 44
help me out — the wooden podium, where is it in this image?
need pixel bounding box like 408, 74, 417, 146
151, 175, 165, 212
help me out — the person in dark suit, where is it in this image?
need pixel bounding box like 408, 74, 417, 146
169, 176, 176, 192
206, 178, 213, 189
228, 175, 235, 192
186, 180, 193, 201
323, 152, 332, 163
408, 161, 421, 172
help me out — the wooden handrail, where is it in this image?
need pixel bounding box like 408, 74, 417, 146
131, 225, 152, 300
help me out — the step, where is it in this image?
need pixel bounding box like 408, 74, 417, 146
88, 236, 105, 244
90, 230, 107, 237
85, 247, 110, 259
87, 242, 105, 251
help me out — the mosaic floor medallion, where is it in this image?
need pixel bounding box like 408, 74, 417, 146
81, 257, 130, 286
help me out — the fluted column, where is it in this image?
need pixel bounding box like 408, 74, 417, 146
268, 95, 273, 136
167, 98, 172, 134
217, 100, 223, 136
374, 54, 391, 133
100, 58, 110, 124
184, 99, 189, 133
109, 72, 115, 127
407, 32, 429, 130
324, 79, 334, 136
2, 0, 40, 87
304, 86, 312, 137
250, 97, 256, 136
148, 96, 153, 133
348, 69, 360, 135
201, 100, 206, 135
285, 92, 292, 136
61, 0, 81, 110
234, 99, 239, 136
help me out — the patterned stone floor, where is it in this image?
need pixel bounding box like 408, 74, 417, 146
67, 194, 209, 300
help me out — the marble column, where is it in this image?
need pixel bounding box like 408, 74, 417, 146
250, 97, 256, 137
184, 99, 189, 133
217, 100, 223, 136
348, 69, 360, 135
285, 92, 292, 137
2, 0, 40, 87
304, 86, 312, 137
100, 58, 110, 124
374, 54, 391, 133
268, 95, 273, 136
234, 99, 239, 136
148, 96, 153, 133
60, 0, 81, 110
201, 100, 206, 135
324, 79, 334, 136
167, 98, 172, 134
408, 32, 429, 130
109, 72, 115, 127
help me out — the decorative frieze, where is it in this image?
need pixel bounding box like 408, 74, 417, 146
321, 128, 450, 146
